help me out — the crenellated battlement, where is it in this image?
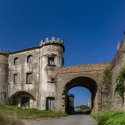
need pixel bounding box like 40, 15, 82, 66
40, 37, 64, 48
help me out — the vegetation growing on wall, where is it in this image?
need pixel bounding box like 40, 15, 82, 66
101, 67, 112, 94
102, 67, 111, 85
116, 66, 125, 101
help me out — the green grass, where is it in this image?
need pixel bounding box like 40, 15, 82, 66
92, 110, 125, 125
0, 104, 67, 125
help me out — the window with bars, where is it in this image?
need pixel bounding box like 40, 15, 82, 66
13, 74, 18, 84
26, 73, 33, 84
48, 57, 55, 66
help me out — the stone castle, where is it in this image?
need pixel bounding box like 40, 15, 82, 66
0, 37, 125, 113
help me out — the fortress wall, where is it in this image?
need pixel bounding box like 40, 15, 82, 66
0, 53, 8, 104
112, 39, 125, 110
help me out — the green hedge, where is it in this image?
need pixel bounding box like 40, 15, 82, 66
93, 110, 125, 125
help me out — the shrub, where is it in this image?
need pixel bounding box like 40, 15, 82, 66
93, 110, 125, 125
116, 66, 125, 101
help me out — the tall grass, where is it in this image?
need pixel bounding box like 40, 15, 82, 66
92, 110, 125, 125
0, 104, 67, 125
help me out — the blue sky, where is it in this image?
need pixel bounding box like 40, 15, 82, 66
0, 0, 125, 106
68, 87, 91, 106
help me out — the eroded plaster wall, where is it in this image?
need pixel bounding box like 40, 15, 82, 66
8, 48, 40, 108
38, 45, 64, 110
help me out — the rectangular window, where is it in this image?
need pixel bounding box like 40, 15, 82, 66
48, 57, 55, 66
26, 73, 33, 84
14, 74, 18, 84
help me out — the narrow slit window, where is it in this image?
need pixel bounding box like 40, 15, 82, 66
14, 74, 18, 84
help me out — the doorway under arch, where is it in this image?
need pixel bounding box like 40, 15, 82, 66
9, 91, 36, 108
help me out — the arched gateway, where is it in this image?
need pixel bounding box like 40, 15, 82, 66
65, 77, 97, 113
55, 62, 111, 112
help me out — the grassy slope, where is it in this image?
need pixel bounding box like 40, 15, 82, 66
0, 104, 67, 125
92, 110, 125, 125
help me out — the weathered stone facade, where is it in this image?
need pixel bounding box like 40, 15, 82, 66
0, 37, 125, 112
55, 63, 111, 112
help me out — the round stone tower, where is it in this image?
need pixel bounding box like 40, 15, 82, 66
40, 37, 64, 67
0, 50, 8, 104
38, 37, 64, 110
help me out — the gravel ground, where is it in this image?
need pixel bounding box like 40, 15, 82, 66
25, 114, 97, 125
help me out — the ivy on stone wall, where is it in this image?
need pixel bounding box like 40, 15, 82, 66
101, 67, 112, 94
116, 66, 125, 101
102, 67, 112, 86
100, 67, 112, 110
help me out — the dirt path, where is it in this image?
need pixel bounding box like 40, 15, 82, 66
25, 114, 97, 125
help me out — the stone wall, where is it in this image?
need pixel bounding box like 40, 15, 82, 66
55, 62, 111, 112
38, 44, 64, 109
8, 48, 40, 108
7, 37, 64, 110
111, 38, 125, 110
0, 53, 8, 104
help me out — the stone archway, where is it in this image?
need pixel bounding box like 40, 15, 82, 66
55, 62, 110, 112
64, 77, 97, 114
9, 91, 36, 108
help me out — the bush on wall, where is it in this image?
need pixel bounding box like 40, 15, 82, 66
116, 66, 125, 102
101, 67, 112, 94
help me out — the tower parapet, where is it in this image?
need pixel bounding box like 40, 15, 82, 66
40, 37, 65, 51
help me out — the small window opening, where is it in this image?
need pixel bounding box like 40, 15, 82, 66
14, 58, 19, 65
27, 55, 32, 63
48, 57, 55, 66
14, 74, 18, 84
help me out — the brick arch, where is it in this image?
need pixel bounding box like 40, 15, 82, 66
55, 62, 111, 112
65, 76, 97, 95
64, 76, 97, 113
64, 74, 98, 86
